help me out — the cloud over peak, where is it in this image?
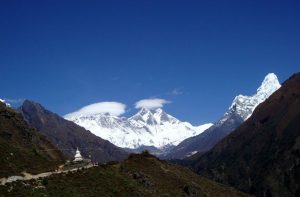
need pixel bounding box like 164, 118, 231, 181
135, 98, 170, 109
65, 101, 126, 118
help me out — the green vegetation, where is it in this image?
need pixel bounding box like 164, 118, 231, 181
0, 102, 64, 177
0, 153, 249, 197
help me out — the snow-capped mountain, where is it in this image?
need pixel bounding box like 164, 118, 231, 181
0, 99, 10, 107
65, 108, 212, 149
163, 73, 281, 159
219, 73, 281, 124
65, 73, 280, 153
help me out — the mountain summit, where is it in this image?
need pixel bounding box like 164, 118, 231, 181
192, 72, 300, 196
222, 73, 281, 122
164, 73, 281, 159
129, 108, 180, 126
65, 107, 212, 150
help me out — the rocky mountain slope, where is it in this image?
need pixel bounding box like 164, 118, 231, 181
164, 73, 281, 159
0, 152, 249, 197
65, 107, 212, 149
0, 101, 65, 177
192, 73, 300, 196
20, 100, 128, 163
0, 99, 10, 107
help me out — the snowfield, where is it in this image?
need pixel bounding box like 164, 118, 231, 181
65, 107, 212, 149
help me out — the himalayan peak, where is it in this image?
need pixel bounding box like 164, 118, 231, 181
221, 73, 281, 122
65, 107, 212, 149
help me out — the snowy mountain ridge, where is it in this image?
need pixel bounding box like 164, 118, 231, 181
163, 73, 282, 159
65, 108, 212, 149
219, 73, 281, 124
0, 99, 10, 107
65, 73, 281, 151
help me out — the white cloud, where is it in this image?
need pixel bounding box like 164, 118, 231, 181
65, 102, 126, 118
135, 98, 171, 109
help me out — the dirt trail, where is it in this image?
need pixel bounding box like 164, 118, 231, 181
0, 164, 94, 185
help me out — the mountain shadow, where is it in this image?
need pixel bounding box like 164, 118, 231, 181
0, 101, 65, 177
20, 100, 128, 163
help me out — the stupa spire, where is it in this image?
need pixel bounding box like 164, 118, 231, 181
74, 147, 83, 162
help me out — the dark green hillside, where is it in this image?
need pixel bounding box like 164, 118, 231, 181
0, 102, 64, 177
0, 152, 249, 197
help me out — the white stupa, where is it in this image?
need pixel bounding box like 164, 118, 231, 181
74, 148, 83, 162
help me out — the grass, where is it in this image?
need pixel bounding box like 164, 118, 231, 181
0, 102, 65, 177
0, 153, 249, 197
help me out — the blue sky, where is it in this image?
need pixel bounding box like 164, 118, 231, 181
1, 0, 299, 124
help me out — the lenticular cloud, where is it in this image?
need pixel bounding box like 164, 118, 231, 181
65, 102, 126, 118
135, 98, 170, 109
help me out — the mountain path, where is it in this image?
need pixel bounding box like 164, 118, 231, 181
0, 163, 95, 186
